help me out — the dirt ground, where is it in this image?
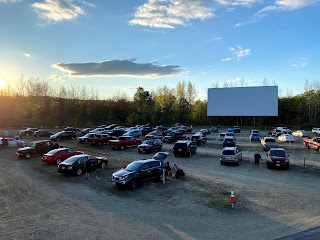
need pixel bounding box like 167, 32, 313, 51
1, 128, 320, 240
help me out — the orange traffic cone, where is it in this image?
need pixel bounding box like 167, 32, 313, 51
230, 190, 236, 208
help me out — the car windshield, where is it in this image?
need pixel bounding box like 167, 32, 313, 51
222, 150, 235, 155
269, 150, 286, 157
46, 149, 60, 154
126, 161, 144, 172
143, 140, 153, 144
52, 132, 61, 137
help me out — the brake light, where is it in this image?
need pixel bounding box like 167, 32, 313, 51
67, 166, 73, 169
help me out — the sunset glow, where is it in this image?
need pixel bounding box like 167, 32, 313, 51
0, 80, 7, 89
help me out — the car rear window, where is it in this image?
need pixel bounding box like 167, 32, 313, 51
47, 149, 60, 154
174, 143, 187, 148
265, 138, 275, 142
222, 150, 235, 155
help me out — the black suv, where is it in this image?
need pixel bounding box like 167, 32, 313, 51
173, 140, 197, 157
16, 140, 60, 159
111, 152, 168, 190
138, 139, 162, 153
191, 132, 206, 145
163, 131, 185, 143
223, 136, 236, 147
50, 131, 77, 141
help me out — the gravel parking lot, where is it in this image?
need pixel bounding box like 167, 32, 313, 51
1, 128, 320, 240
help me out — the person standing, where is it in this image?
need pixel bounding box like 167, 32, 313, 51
254, 151, 262, 167
85, 159, 93, 179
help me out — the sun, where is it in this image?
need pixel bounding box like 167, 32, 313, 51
0, 79, 6, 89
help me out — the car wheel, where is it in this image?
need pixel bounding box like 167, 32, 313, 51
76, 168, 83, 176
26, 133, 29, 136
25, 153, 31, 159
120, 145, 124, 150
307, 144, 310, 149
56, 158, 62, 164
235, 160, 239, 166
36, 135, 40, 138
174, 154, 178, 157
267, 163, 271, 169
129, 180, 136, 190
138, 149, 142, 153
220, 161, 224, 165
97, 142, 102, 146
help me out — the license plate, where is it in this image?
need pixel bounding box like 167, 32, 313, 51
62, 166, 65, 169
276, 164, 280, 167
178, 149, 182, 151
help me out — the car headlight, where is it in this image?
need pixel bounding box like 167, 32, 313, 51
267, 157, 272, 162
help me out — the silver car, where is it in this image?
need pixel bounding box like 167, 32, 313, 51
220, 147, 242, 166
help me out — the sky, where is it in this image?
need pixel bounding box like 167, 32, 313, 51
0, 0, 319, 100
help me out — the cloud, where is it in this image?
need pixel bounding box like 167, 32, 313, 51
48, 74, 65, 82
289, 57, 308, 68
221, 46, 251, 61
31, 0, 87, 22
0, 0, 21, 3
235, 0, 320, 27
130, 0, 215, 29
51, 59, 184, 78
24, 53, 31, 57
225, 76, 243, 83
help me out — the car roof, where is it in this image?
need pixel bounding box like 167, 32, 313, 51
269, 148, 285, 151
31, 140, 54, 144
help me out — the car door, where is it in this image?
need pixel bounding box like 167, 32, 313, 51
138, 162, 152, 181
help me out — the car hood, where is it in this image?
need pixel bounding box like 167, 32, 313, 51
113, 169, 132, 177
18, 146, 33, 151
138, 144, 151, 148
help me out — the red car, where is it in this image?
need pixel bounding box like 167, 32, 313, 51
42, 148, 84, 165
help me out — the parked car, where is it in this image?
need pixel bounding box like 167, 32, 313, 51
77, 133, 95, 144
162, 131, 185, 143
57, 154, 108, 176
145, 131, 163, 140
50, 131, 77, 141
0, 137, 25, 148
106, 129, 126, 137
64, 127, 80, 132
303, 137, 320, 151
225, 130, 234, 136
89, 127, 107, 134
233, 126, 241, 133
19, 128, 38, 137
42, 148, 84, 165
276, 127, 291, 134
210, 127, 219, 133
16, 140, 60, 159
277, 134, 295, 143
292, 130, 309, 137
109, 136, 142, 150
220, 147, 242, 166
87, 133, 117, 146
191, 132, 206, 145
173, 140, 197, 157
137, 139, 162, 153
261, 137, 278, 151
111, 152, 168, 190
223, 136, 236, 148
249, 132, 260, 141
266, 148, 290, 169
251, 130, 260, 136
218, 133, 226, 141
199, 129, 210, 136
33, 130, 53, 138
271, 129, 284, 137
312, 127, 320, 135
81, 128, 94, 135
124, 129, 142, 137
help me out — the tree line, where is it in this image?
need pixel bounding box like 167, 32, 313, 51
0, 77, 319, 129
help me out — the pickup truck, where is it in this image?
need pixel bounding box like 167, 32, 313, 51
303, 137, 320, 151
261, 137, 278, 151
109, 136, 142, 150
87, 133, 117, 146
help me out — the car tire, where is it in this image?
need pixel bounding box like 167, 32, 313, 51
26, 133, 29, 136
36, 135, 40, 138
56, 158, 62, 164
25, 153, 31, 159
307, 144, 310, 149
129, 180, 136, 190
97, 142, 102, 146
174, 154, 178, 157
76, 168, 83, 176
220, 161, 224, 165
235, 160, 239, 166
267, 163, 271, 169
120, 145, 124, 150
138, 149, 142, 153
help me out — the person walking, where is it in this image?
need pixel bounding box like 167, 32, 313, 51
85, 159, 93, 179
254, 151, 262, 167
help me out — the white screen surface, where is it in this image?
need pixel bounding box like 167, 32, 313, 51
207, 86, 278, 116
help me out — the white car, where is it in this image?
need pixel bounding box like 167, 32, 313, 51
218, 133, 226, 141
278, 134, 295, 142
220, 147, 242, 166
292, 130, 308, 137
0, 137, 25, 148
